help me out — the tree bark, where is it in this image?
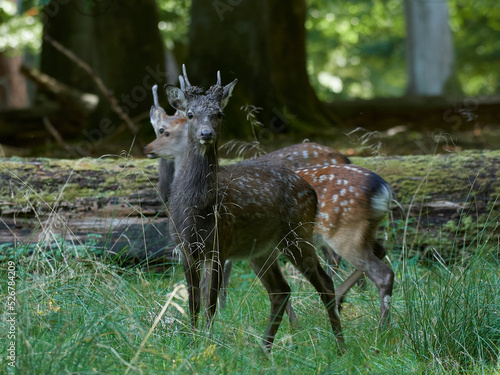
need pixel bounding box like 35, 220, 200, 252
187, 0, 336, 140
1, 151, 498, 263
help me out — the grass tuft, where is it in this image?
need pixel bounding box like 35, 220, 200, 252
401, 243, 500, 372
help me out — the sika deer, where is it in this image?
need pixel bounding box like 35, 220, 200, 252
145, 91, 394, 326
163, 66, 344, 351
296, 165, 393, 323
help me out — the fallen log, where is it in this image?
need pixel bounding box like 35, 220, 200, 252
0, 150, 498, 265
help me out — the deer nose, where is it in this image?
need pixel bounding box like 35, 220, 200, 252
143, 146, 157, 158
199, 128, 214, 144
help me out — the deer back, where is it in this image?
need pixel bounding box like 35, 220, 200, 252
260, 142, 351, 169
204, 160, 318, 259
296, 164, 391, 242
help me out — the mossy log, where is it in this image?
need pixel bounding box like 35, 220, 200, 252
1, 150, 499, 264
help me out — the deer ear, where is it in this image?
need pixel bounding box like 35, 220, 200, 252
150, 106, 171, 137
150, 105, 158, 124
150, 106, 163, 137
164, 84, 188, 113
221, 79, 237, 110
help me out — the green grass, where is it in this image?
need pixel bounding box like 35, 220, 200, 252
1, 226, 498, 374
400, 247, 500, 373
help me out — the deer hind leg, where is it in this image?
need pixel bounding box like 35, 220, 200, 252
219, 260, 233, 309
249, 257, 293, 352
285, 241, 345, 346
221, 260, 298, 326
334, 241, 387, 307
315, 234, 340, 279
319, 239, 368, 289
359, 249, 393, 326
332, 231, 394, 326
367, 241, 393, 325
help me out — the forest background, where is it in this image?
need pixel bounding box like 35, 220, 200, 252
1, 0, 499, 157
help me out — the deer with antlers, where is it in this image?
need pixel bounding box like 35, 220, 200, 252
160, 66, 345, 351
146, 86, 353, 318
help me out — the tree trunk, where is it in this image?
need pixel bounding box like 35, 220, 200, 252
40, 0, 165, 147
0, 54, 29, 109
1, 151, 498, 263
0, 0, 29, 110
187, 0, 336, 140
404, 0, 461, 96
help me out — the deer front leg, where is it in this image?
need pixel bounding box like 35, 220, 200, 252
180, 248, 201, 330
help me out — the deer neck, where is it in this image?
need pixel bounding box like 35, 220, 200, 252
173, 153, 185, 178
158, 158, 175, 202
173, 138, 219, 209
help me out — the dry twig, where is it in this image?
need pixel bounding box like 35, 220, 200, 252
43, 35, 140, 139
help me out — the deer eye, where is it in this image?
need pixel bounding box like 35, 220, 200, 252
187, 111, 194, 119
164, 131, 170, 137
217, 112, 223, 119
159, 128, 164, 134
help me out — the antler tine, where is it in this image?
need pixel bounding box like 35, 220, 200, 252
179, 75, 185, 92
152, 84, 160, 107
217, 71, 221, 86
182, 64, 191, 87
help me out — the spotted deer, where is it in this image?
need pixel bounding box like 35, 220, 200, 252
296, 165, 393, 322
160, 66, 344, 351
145, 86, 394, 325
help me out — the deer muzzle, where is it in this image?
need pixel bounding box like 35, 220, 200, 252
143, 145, 158, 158
198, 127, 215, 144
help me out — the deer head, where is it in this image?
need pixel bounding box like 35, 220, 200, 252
164, 66, 237, 150
144, 116, 188, 161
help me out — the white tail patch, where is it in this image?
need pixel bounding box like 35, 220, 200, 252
371, 183, 392, 219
